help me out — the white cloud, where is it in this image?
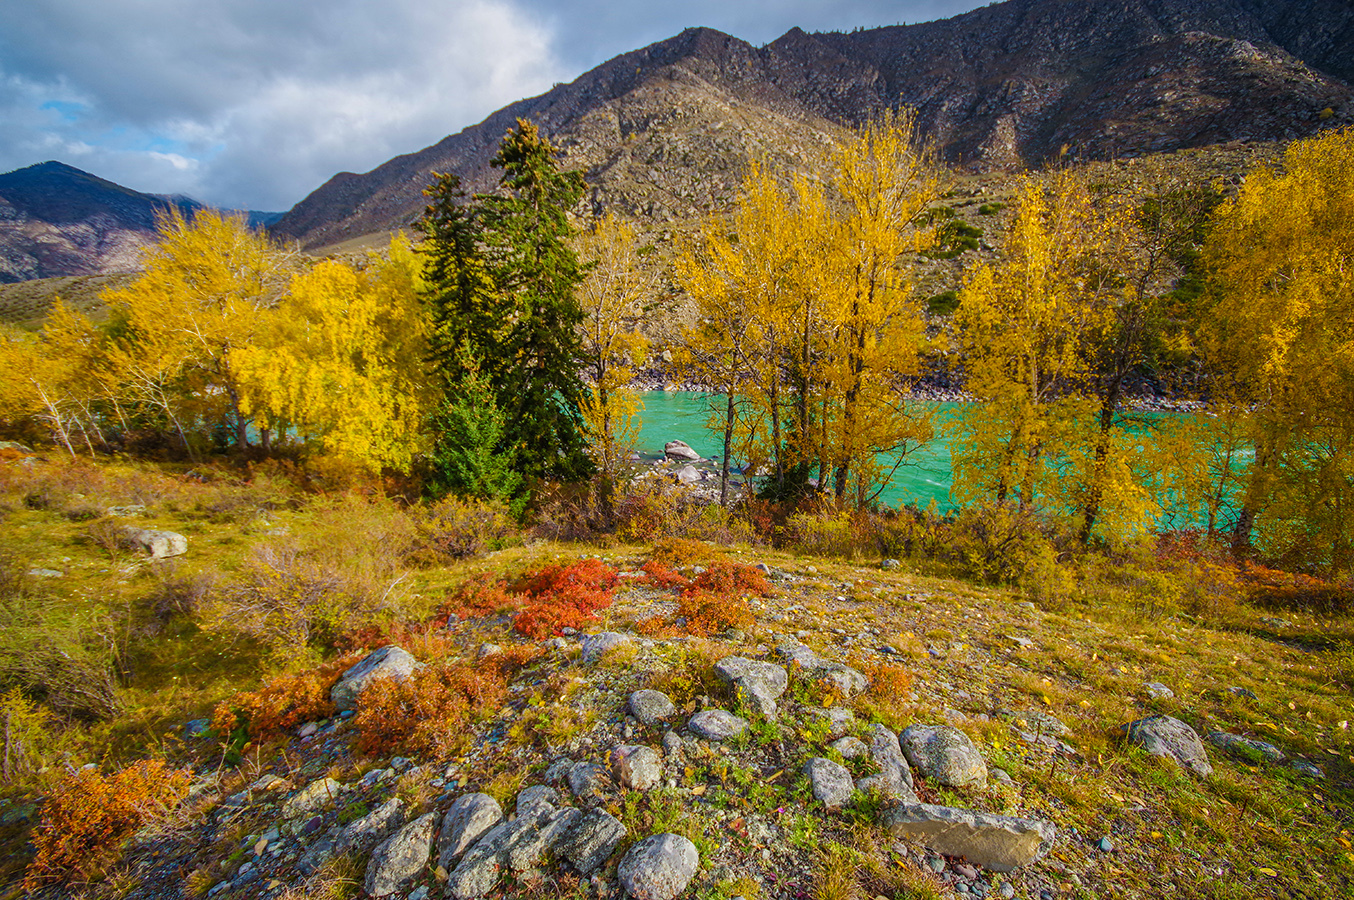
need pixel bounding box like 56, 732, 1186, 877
0, 0, 566, 210
0, 1, 984, 211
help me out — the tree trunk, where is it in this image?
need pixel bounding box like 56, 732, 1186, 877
720, 391, 735, 507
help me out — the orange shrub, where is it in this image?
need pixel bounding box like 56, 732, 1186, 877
676, 589, 754, 636
442, 574, 516, 620
640, 559, 690, 590
511, 559, 619, 640
25, 759, 192, 889
211, 654, 360, 741
684, 561, 771, 599
355, 647, 539, 757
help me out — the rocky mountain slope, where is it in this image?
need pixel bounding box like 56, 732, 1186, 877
272, 0, 1353, 250
0, 162, 281, 284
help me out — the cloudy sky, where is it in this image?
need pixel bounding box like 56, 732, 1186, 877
0, 1, 984, 212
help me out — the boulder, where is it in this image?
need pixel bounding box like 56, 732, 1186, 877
856, 723, 918, 801
567, 763, 611, 806
1121, 715, 1212, 777
436, 793, 503, 870
900, 724, 987, 788
617, 833, 700, 900
581, 632, 633, 664
674, 465, 701, 485
883, 803, 1056, 872
330, 646, 418, 711
806, 707, 856, 740
776, 641, 825, 670
814, 662, 868, 697
714, 656, 789, 718
610, 745, 663, 791
555, 808, 628, 875
517, 785, 561, 816
688, 709, 748, 741
504, 807, 581, 873
664, 440, 701, 462
281, 777, 342, 820
336, 797, 404, 855
1207, 732, 1285, 764
445, 803, 556, 900
365, 811, 436, 897
829, 736, 868, 759
804, 757, 854, 809
629, 689, 677, 726
122, 527, 187, 559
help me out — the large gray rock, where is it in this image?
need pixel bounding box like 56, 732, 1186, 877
1207, 732, 1285, 764
617, 833, 700, 900
806, 707, 856, 740
883, 803, 1056, 872
282, 777, 343, 820
517, 785, 561, 817
336, 797, 403, 854
901, 725, 988, 788
610, 745, 663, 791
674, 464, 701, 485
504, 807, 580, 873
330, 646, 419, 711
829, 736, 868, 759
436, 793, 503, 871
856, 724, 918, 801
365, 811, 436, 897
804, 757, 854, 809
776, 641, 825, 670
688, 709, 748, 741
629, 689, 677, 726
122, 527, 187, 559
555, 809, 628, 875
567, 762, 611, 806
581, 632, 633, 664
445, 803, 555, 899
814, 662, 868, 697
1122, 715, 1212, 777
714, 656, 789, 718
664, 440, 702, 461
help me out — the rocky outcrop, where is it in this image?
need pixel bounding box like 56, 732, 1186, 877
883, 803, 1057, 872
271, 0, 1354, 252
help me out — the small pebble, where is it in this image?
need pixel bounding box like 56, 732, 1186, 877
1098, 836, 1113, 852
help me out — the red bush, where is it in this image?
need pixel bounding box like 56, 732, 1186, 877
683, 561, 771, 599
510, 559, 619, 640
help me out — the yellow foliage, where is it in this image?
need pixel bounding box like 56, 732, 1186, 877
236, 234, 431, 473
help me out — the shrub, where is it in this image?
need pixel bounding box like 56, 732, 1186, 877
442, 574, 515, 621
24, 759, 192, 889
0, 688, 51, 785
511, 559, 620, 640
675, 590, 754, 636
414, 496, 519, 561
640, 559, 690, 590
137, 568, 217, 637
210, 654, 360, 743
205, 543, 347, 657
649, 538, 718, 567
355, 647, 538, 757
685, 561, 771, 599
0, 554, 121, 721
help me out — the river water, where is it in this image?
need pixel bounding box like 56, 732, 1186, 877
631, 391, 956, 509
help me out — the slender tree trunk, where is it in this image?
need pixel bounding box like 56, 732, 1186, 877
720, 390, 735, 507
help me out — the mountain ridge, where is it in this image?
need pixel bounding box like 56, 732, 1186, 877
0, 161, 282, 284
272, 0, 1354, 250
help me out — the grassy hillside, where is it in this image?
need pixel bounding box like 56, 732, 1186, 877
0, 452, 1349, 899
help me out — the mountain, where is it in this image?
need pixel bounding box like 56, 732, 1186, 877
272, 0, 1354, 251
0, 161, 283, 284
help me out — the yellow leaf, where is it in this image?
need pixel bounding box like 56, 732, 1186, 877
1256, 868, 1277, 877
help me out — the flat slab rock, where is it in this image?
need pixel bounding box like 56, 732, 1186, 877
883, 803, 1056, 872
1207, 731, 1286, 764
1122, 715, 1212, 777
581, 632, 633, 664
122, 526, 187, 559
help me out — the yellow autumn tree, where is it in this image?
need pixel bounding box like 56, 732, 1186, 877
236, 235, 432, 474
1201, 126, 1354, 574
0, 303, 104, 455
951, 168, 1158, 542
814, 109, 942, 507
576, 214, 651, 477
99, 208, 295, 455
